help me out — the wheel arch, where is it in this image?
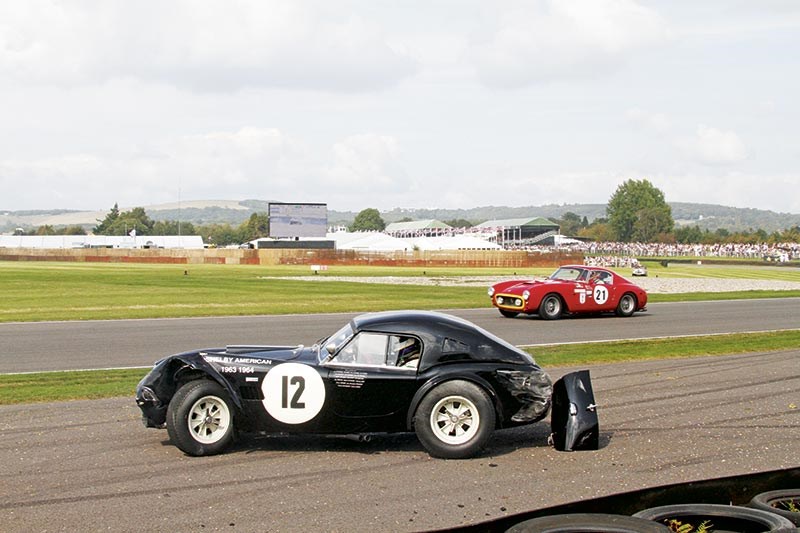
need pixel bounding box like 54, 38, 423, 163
406, 373, 502, 431
159, 355, 245, 413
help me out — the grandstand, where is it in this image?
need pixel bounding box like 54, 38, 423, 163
384, 219, 452, 238
474, 217, 560, 247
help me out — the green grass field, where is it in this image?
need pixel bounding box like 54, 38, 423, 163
1, 261, 799, 322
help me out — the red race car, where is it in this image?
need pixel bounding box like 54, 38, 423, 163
488, 265, 648, 320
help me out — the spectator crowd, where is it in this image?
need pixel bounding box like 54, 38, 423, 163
575, 241, 799, 264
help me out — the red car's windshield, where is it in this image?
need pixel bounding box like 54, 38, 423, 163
549, 267, 585, 281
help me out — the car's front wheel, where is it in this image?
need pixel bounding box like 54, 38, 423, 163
414, 380, 495, 459
167, 380, 235, 456
538, 294, 563, 320
615, 293, 637, 317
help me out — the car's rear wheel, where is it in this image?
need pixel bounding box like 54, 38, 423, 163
499, 310, 519, 318
414, 380, 495, 459
167, 380, 235, 456
615, 293, 637, 317
538, 294, 563, 320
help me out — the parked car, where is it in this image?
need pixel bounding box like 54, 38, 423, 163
488, 265, 648, 320
136, 310, 566, 459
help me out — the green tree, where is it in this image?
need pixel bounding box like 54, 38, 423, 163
93, 203, 120, 234
632, 206, 674, 242
239, 213, 269, 241
607, 179, 673, 242
675, 225, 704, 244
35, 225, 56, 236
62, 225, 88, 235
578, 221, 614, 242
558, 212, 586, 236
197, 223, 243, 247
153, 220, 197, 236
350, 208, 385, 231
104, 207, 155, 236
444, 218, 474, 228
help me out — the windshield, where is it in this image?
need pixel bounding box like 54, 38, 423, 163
317, 323, 354, 362
549, 267, 585, 281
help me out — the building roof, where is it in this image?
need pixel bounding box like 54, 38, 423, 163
475, 217, 559, 228
385, 219, 452, 232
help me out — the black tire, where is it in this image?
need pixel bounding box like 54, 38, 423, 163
166, 380, 235, 456
615, 293, 637, 317
633, 503, 795, 531
749, 490, 800, 525
414, 380, 495, 459
499, 310, 519, 318
538, 294, 563, 320
507, 513, 672, 532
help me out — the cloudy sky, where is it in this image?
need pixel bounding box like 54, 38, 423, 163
1, 0, 798, 214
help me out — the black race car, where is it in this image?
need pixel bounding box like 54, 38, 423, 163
136, 310, 593, 459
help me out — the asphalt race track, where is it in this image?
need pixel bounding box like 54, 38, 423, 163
2, 298, 800, 373
1, 351, 798, 532
0, 299, 799, 531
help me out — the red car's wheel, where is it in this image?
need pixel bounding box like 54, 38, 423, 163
615, 293, 637, 317
538, 294, 563, 320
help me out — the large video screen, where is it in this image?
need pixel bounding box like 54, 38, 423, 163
268, 203, 328, 238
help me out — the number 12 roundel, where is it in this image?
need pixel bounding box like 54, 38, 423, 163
262, 363, 326, 424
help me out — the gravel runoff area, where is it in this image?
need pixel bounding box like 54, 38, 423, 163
276, 275, 800, 294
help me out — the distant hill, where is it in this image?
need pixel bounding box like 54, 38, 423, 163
2, 200, 799, 234
333, 203, 800, 233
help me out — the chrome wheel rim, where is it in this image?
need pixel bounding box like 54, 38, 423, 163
188, 395, 231, 444
620, 295, 634, 313
544, 297, 560, 316
429, 395, 480, 445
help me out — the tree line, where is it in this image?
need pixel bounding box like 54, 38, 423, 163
18, 180, 800, 246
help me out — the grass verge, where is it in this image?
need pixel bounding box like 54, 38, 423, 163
526, 329, 800, 366
1, 261, 800, 322
2, 330, 798, 405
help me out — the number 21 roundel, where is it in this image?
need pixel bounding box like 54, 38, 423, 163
262, 363, 326, 424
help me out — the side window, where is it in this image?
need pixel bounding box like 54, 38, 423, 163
334, 333, 388, 366
389, 336, 421, 369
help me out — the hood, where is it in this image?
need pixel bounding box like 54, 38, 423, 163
215, 344, 318, 364
504, 279, 553, 291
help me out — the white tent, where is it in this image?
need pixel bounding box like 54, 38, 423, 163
327, 232, 412, 252
409, 235, 501, 251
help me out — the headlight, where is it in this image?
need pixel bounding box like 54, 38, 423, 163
522, 290, 530, 301
488, 287, 495, 296
137, 386, 159, 404
497, 296, 504, 304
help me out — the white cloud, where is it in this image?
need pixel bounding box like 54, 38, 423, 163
470, 0, 670, 87
0, 1, 417, 92
327, 134, 408, 190
677, 125, 748, 166
626, 108, 673, 135
663, 172, 800, 213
